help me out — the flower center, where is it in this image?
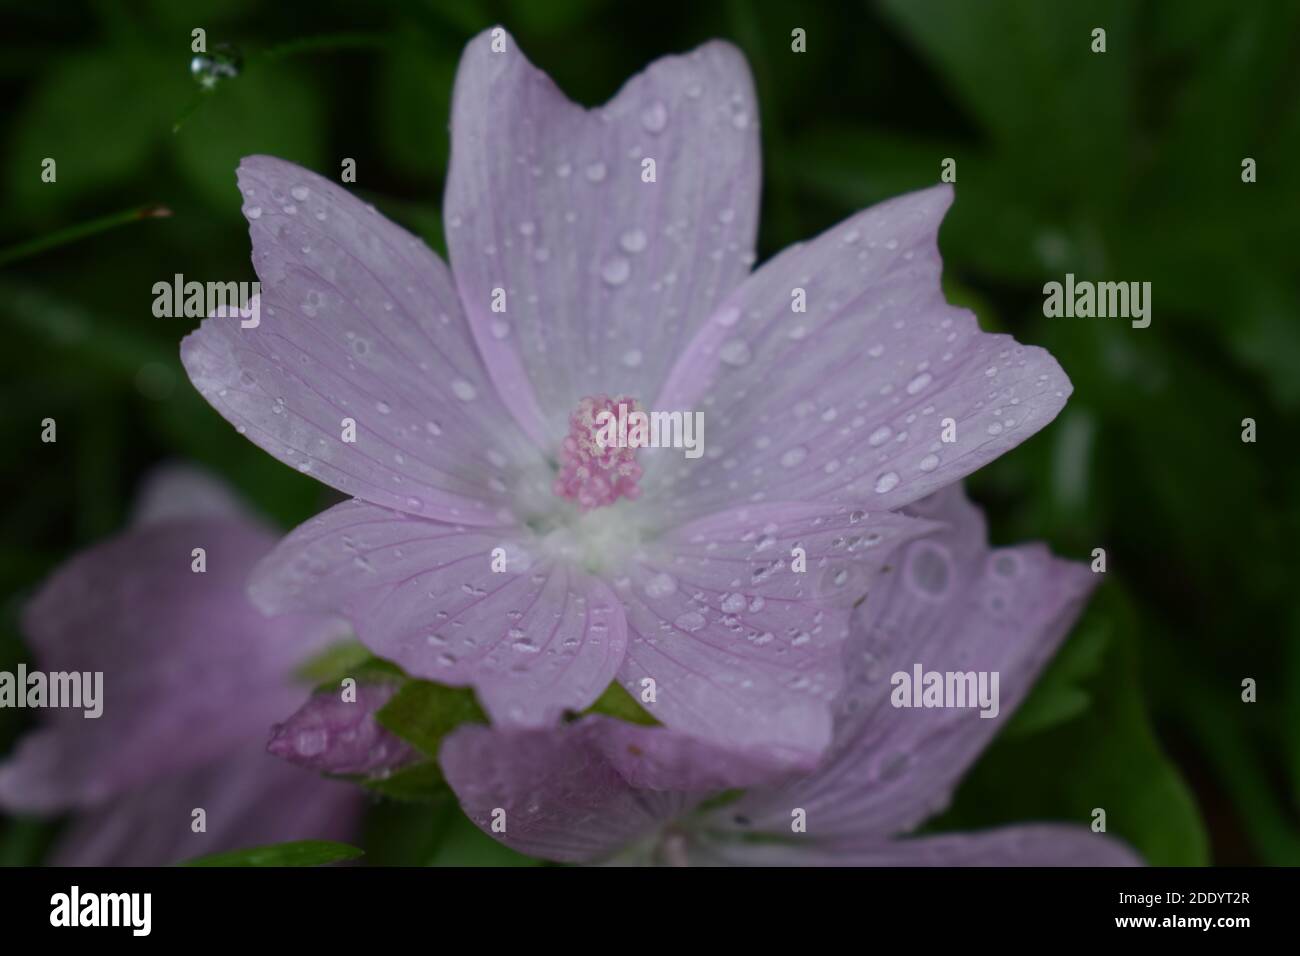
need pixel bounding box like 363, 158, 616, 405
553, 394, 644, 511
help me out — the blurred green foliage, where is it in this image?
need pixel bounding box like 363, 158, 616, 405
0, 0, 1296, 865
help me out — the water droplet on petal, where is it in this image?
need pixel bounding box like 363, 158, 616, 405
620, 229, 647, 253
601, 256, 630, 286
640, 101, 668, 133
714, 305, 741, 327
674, 610, 706, 633
719, 340, 751, 366
874, 471, 900, 494
644, 572, 678, 598
720, 593, 747, 614
451, 379, 478, 402
780, 446, 808, 468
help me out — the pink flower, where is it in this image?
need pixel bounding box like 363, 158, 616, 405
439, 488, 1140, 866
0, 467, 364, 865
181, 29, 1073, 771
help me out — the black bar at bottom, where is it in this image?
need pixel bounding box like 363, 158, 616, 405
0, 865, 1275, 941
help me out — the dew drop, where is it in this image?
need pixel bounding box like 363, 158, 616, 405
601, 256, 631, 286
714, 305, 741, 327
720, 593, 747, 614
674, 610, 706, 633
780, 446, 808, 468
620, 229, 647, 253
719, 340, 752, 366
644, 572, 678, 598
640, 101, 668, 133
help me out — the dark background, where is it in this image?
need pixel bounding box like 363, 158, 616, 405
1, 0, 1296, 865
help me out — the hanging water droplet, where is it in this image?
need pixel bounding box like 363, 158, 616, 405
190, 43, 242, 90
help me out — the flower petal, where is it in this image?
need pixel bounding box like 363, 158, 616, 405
251, 500, 627, 726
180, 155, 540, 526
130, 462, 254, 527
444, 28, 761, 443
267, 682, 417, 776
614, 502, 937, 767
651, 185, 1073, 522
0, 518, 342, 812
49, 740, 363, 866
440, 720, 690, 863
691, 824, 1141, 866
708, 486, 1099, 840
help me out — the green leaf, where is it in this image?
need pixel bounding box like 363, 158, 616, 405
1005, 614, 1109, 737
180, 840, 363, 867
583, 681, 658, 726
7, 49, 176, 219
171, 60, 326, 210
375, 679, 486, 758
878, 0, 1134, 202
360, 761, 450, 804
362, 793, 544, 867
425, 809, 545, 867
295, 641, 404, 690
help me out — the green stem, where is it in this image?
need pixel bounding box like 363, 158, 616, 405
0, 204, 171, 268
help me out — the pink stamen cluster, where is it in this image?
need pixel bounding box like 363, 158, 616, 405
554, 394, 644, 510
